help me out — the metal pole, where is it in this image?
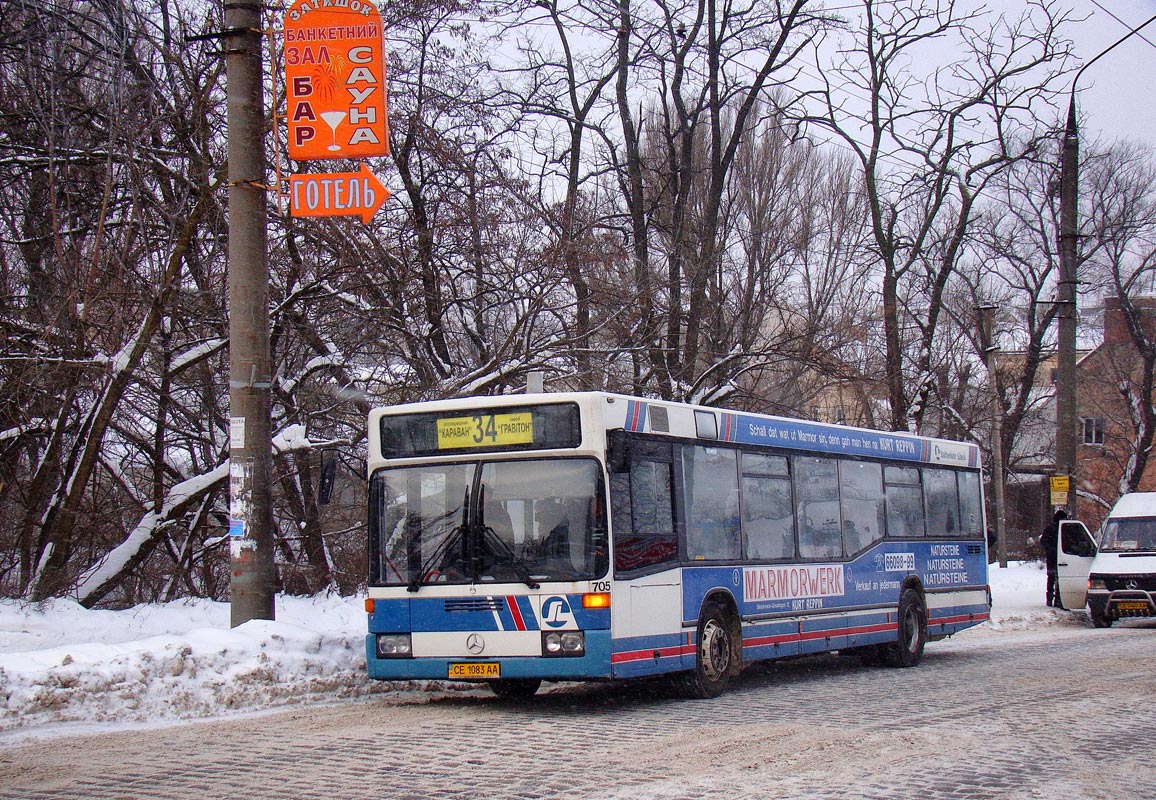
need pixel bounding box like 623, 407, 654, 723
979, 307, 1008, 568
226, 0, 276, 625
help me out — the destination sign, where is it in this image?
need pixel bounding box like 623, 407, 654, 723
379, 403, 581, 458
436, 413, 535, 450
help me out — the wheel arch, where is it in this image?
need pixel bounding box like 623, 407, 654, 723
901, 575, 926, 604
697, 588, 742, 675
699, 587, 740, 620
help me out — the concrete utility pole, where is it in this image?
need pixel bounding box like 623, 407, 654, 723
979, 306, 1008, 568
1055, 100, 1078, 519
1057, 12, 1156, 520
225, 0, 276, 626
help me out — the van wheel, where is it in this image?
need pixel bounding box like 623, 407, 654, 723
489, 679, 541, 699
1090, 608, 1113, 629
883, 588, 927, 667
683, 601, 737, 699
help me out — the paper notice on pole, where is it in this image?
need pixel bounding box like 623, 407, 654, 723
230, 417, 245, 449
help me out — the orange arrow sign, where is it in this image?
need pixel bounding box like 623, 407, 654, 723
289, 164, 389, 224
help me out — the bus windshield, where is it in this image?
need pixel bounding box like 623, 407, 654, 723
370, 457, 608, 587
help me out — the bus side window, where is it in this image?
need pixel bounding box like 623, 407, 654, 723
923, 468, 959, 536
682, 445, 741, 561
839, 460, 883, 556
610, 445, 678, 574
884, 465, 925, 538
795, 456, 842, 560
741, 453, 795, 561
956, 471, 983, 536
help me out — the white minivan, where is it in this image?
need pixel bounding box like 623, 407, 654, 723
1056, 492, 1156, 627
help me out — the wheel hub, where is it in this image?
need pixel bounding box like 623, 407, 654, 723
700, 619, 730, 680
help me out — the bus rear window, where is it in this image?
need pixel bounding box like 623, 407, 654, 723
380, 403, 581, 457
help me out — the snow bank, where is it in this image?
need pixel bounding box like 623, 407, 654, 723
0, 562, 1074, 740
0, 595, 397, 738
983, 560, 1087, 631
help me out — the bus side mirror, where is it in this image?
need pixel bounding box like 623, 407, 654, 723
318, 450, 338, 505
607, 431, 631, 474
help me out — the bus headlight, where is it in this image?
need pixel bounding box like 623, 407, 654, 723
376, 633, 412, 657
1088, 577, 1107, 591
542, 631, 585, 657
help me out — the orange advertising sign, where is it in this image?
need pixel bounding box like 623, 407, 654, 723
284, 0, 389, 161
289, 164, 390, 223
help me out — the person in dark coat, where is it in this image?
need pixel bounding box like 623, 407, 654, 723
1040, 509, 1067, 607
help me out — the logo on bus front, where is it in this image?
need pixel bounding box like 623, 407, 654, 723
540, 596, 576, 628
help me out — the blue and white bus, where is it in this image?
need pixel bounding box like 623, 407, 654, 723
365, 392, 990, 698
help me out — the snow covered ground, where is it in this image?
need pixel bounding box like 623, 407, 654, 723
0, 562, 1076, 742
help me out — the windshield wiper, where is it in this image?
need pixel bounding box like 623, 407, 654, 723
407, 487, 469, 593
480, 523, 541, 590
478, 484, 539, 590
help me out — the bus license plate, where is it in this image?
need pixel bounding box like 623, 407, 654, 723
449, 662, 500, 679
1116, 601, 1149, 611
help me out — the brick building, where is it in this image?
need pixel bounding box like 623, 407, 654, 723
1071, 295, 1156, 532
994, 296, 1156, 554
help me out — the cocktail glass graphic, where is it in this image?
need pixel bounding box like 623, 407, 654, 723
321, 110, 346, 151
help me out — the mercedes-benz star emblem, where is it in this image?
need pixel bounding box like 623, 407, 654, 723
1126, 579, 1139, 590
466, 633, 486, 655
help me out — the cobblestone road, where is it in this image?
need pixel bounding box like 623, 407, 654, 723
1, 623, 1154, 800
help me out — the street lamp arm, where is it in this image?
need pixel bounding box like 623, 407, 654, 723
1069, 12, 1156, 114
1054, 10, 1156, 519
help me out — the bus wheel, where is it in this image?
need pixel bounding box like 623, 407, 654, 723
856, 646, 887, 667
489, 679, 541, 700
883, 588, 926, 668
684, 602, 736, 699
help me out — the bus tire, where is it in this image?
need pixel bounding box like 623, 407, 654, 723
883, 587, 927, 668
489, 678, 541, 699
856, 645, 887, 667
683, 601, 737, 699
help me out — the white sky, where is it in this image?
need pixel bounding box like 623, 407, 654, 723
1065, 0, 1156, 150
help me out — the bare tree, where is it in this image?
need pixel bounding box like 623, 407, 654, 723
805, 0, 1073, 432
0, 0, 231, 601
621, 0, 831, 401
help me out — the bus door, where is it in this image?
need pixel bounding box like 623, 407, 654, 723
1057, 520, 1097, 610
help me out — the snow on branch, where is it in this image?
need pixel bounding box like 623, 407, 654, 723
75, 461, 230, 606
276, 355, 347, 396
169, 338, 227, 374
0, 419, 48, 442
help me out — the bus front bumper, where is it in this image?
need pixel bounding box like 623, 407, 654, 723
364, 630, 613, 682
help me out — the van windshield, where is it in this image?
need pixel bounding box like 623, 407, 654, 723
1100, 517, 1156, 552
